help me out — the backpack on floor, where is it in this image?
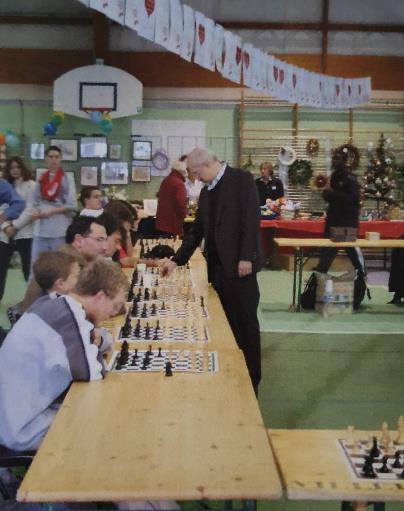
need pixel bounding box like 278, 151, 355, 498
301, 272, 317, 309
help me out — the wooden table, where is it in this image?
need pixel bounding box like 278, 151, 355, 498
274, 238, 404, 311
268, 429, 404, 510
17, 350, 282, 504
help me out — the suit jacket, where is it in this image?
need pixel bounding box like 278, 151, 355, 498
173, 165, 261, 278
155, 169, 187, 236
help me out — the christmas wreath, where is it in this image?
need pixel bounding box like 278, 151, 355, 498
333, 143, 360, 170
306, 138, 320, 156
310, 173, 328, 190
288, 159, 313, 186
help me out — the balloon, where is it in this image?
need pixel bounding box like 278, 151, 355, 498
51, 113, 63, 126
89, 111, 102, 124
99, 119, 113, 133
5, 132, 19, 147
0, 133, 5, 144
53, 111, 64, 120
102, 112, 111, 120
43, 122, 57, 136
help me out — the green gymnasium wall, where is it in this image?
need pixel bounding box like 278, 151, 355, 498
0, 100, 402, 202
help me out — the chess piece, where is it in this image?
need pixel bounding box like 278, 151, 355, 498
346, 425, 355, 447
362, 456, 376, 478
145, 322, 150, 340
380, 421, 391, 450
134, 319, 141, 337
396, 416, 404, 444
151, 303, 157, 316
392, 451, 402, 469
144, 288, 150, 301
141, 303, 148, 318
127, 287, 134, 302
379, 455, 391, 473
161, 301, 166, 311
157, 347, 163, 358
121, 316, 132, 338
133, 348, 139, 359
131, 300, 138, 317
369, 437, 380, 458
152, 289, 157, 300
165, 361, 173, 377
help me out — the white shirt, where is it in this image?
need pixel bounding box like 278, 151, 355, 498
185, 178, 204, 202
79, 208, 104, 217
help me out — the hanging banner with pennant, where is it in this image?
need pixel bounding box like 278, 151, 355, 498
167, 0, 183, 55
154, 0, 170, 47
180, 4, 195, 62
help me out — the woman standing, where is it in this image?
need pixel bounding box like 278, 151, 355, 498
0, 157, 36, 300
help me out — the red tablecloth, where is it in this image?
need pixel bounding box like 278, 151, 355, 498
259, 220, 404, 257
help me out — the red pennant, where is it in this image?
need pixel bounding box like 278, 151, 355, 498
243, 51, 250, 69
198, 24, 205, 45
279, 69, 284, 84
145, 0, 155, 17
273, 66, 278, 82
336, 84, 340, 96
235, 46, 242, 65
348, 84, 352, 96
292, 73, 297, 89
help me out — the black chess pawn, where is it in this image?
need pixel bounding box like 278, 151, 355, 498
392, 451, 402, 469
133, 348, 139, 359
155, 278, 159, 287
127, 287, 134, 302
161, 301, 166, 311
140, 276, 144, 287
200, 296, 204, 308
157, 347, 163, 358
153, 326, 159, 340
165, 361, 173, 377
121, 316, 132, 338
151, 303, 157, 316
141, 303, 148, 318
379, 455, 391, 473
152, 289, 157, 300
131, 300, 138, 317
369, 437, 380, 458
145, 323, 150, 340
121, 340, 129, 353
134, 319, 141, 337
136, 290, 142, 302
144, 288, 150, 301
146, 344, 153, 357
362, 456, 376, 478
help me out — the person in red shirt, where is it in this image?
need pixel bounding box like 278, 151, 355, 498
155, 160, 187, 237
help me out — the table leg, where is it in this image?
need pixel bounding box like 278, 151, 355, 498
289, 249, 298, 311
296, 248, 304, 312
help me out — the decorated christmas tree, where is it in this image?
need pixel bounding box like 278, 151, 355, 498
362, 133, 397, 206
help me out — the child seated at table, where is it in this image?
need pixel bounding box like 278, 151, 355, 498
0, 259, 128, 452
33, 250, 80, 298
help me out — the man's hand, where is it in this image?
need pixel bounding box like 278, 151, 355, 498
238, 260, 252, 278
3, 225, 16, 238
160, 258, 178, 277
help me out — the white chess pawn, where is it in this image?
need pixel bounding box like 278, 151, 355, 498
346, 425, 355, 447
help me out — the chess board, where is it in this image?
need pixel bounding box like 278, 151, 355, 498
119, 319, 209, 343
130, 301, 208, 319
108, 348, 219, 373
338, 439, 404, 482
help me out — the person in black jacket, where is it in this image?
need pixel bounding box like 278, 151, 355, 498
255, 162, 284, 206
315, 146, 365, 275
162, 148, 262, 394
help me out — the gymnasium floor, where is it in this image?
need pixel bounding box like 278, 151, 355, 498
1, 268, 403, 511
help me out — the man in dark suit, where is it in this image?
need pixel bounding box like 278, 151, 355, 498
162, 148, 262, 393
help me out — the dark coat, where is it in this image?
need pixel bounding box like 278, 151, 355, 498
173, 165, 261, 278
388, 235, 404, 296
255, 177, 284, 205
323, 169, 360, 236
155, 169, 187, 236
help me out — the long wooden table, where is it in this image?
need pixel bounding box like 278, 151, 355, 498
274, 238, 404, 311
269, 429, 404, 510
17, 258, 282, 506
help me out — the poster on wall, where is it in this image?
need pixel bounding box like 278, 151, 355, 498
101, 161, 128, 185
81, 166, 98, 186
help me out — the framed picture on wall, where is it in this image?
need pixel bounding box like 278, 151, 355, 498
100, 161, 128, 185
131, 165, 151, 182
50, 139, 78, 161
80, 136, 108, 158
30, 143, 45, 160
132, 140, 152, 161
108, 144, 122, 160
80, 166, 98, 186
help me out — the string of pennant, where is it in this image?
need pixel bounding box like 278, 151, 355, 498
77, 0, 371, 109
